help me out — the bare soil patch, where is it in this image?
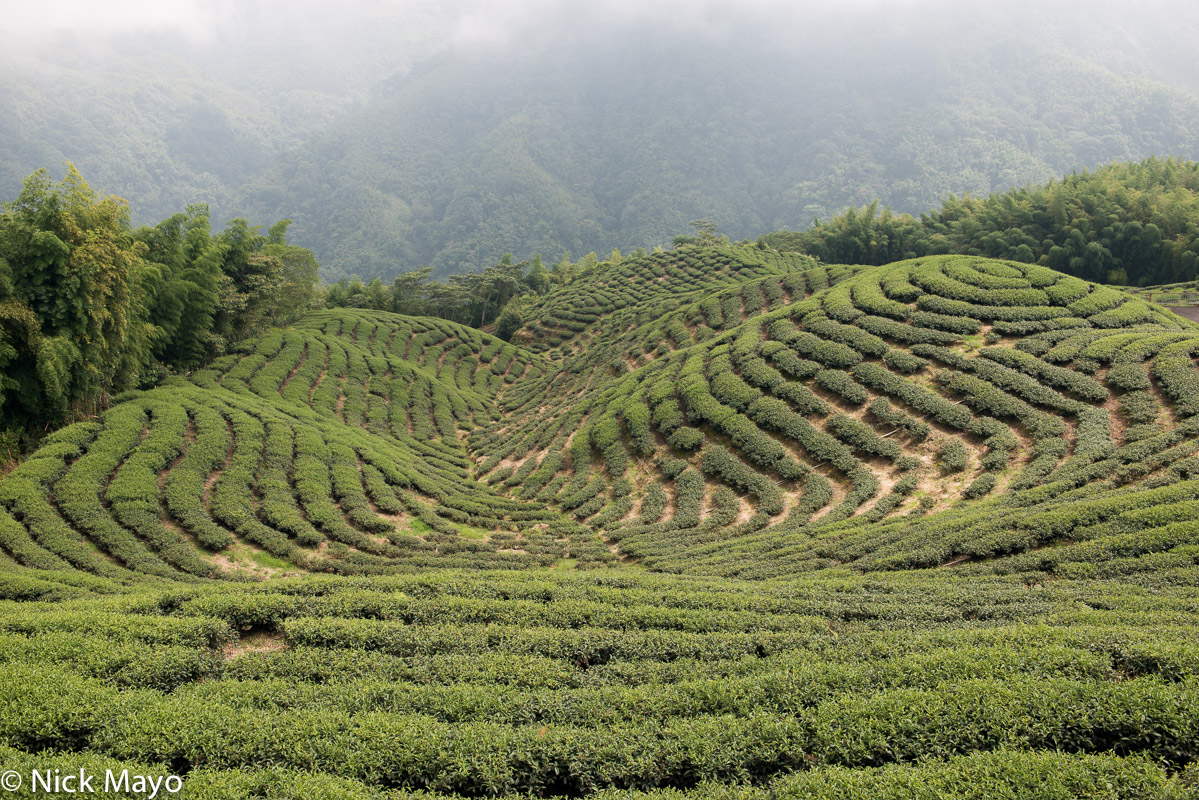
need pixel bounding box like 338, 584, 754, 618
223, 630, 288, 659
1167, 306, 1199, 323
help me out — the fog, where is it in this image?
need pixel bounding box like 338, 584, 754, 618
3, 0, 1199, 278
4, 0, 946, 40
6, 0, 1197, 94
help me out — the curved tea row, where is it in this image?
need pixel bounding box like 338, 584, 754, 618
477, 252, 1199, 577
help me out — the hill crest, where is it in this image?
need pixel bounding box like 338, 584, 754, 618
2, 250, 1199, 582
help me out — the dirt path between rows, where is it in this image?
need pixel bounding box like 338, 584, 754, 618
1167, 306, 1199, 323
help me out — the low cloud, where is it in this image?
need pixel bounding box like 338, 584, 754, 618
2, 0, 215, 38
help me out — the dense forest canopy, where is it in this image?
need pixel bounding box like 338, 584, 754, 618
0, 3, 457, 225
761, 158, 1199, 287
0, 166, 318, 449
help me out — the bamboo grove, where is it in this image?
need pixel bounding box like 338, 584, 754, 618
762, 158, 1199, 287
0, 167, 320, 449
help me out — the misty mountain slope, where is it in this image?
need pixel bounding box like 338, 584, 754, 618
0, 3, 458, 224
8, 2, 1199, 285
0, 44, 285, 221
238, 24, 1199, 281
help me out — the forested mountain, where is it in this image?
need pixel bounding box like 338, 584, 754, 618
6, 2, 1199, 284
0, 4, 457, 225
235, 14, 1199, 280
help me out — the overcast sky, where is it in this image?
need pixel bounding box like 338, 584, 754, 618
2, 0, 217, 37
5, 0, 1191, 54
1, 0, 952, 41
4, 0, 1196, 95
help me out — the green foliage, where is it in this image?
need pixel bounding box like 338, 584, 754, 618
0, 167, 151, 432
3, 244, 1199, 798
936, 439, 970, 474
495, 303, 524, 342
763, 158, 1199, 287
328, 256, 539, 331
0, 168, 319, 445
1, 572, 1197, 796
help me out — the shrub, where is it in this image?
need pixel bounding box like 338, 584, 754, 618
936, 439, 970, 474
814, 370, 869, 405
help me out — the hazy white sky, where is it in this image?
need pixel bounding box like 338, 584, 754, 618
1, 0, 215, 36
0, 0, 938, 39
2, 0, 1190, 74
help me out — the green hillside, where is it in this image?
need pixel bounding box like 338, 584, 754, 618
2, 245, 1199, 797
0, 10, 456, 226
493, 247, 1199, 578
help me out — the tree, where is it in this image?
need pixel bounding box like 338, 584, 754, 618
390, 267, 433, 315
264, 219, 320, 325
366, 277, 388, 311
524, 255, 550, 295
550, 251, 574, 286
0, 258, 40, 431
137, 208, 222, 367
0, 165, 321, 444
760, 158, 1199, 286
268, 244, 320, 322
495, 302, 523, 341
0, 165, 152, 427
689, 219, 722, 247
205, 217, 319, 341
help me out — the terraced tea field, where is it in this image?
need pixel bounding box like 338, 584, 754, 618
2, 568, 1195, 798
0, 311, 617, 579
2, 246, 1199, 798
484, 249, 1199, 579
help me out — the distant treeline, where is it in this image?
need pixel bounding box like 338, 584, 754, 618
761, 158, 1199, 287
323, 249, 633, 340
0, 166, 319, 447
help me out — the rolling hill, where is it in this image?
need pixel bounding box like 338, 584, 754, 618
2, 246, 1199, 798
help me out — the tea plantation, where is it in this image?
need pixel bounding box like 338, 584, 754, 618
1, 246, 1198, 798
